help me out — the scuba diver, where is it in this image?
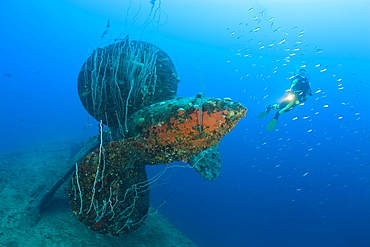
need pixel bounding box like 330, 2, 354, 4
257, 68, 313, 131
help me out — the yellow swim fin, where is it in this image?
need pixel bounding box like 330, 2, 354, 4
266, 118, 278, 131
257, 106, 272, 119
257, 111, 269, 119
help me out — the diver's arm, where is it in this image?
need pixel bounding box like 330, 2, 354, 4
308, 82, 313, 96
290, 79, 298, 90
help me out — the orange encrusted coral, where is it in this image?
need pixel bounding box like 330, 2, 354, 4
141, 98, 247, 160
149, 109, 232, 148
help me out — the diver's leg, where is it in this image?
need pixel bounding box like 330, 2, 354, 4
266, 102, 296, 131
270, 104, 280, 110
257, 104, 278, 119
278, 101, 295, 115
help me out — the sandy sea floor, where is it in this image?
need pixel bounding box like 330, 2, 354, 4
0, 138, 197, 247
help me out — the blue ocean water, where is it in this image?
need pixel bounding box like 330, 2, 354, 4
1, 0, 369, 246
